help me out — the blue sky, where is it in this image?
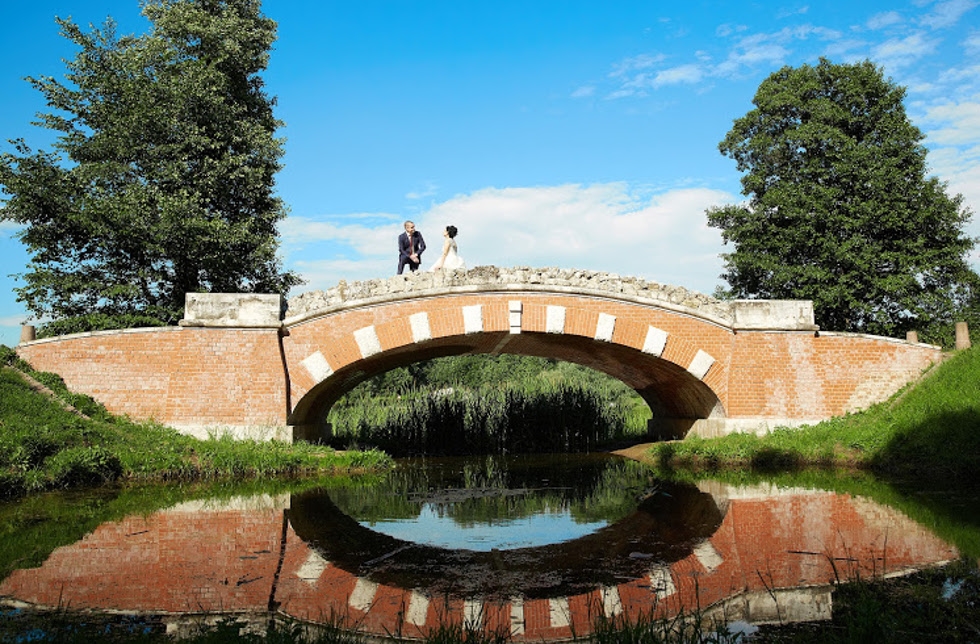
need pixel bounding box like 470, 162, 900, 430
2, 0, 979, 346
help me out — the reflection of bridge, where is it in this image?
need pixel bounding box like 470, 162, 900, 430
15, 267, 942, 441
0, 484, 957, 640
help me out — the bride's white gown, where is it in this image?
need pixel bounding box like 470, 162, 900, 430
430, 240, 466, 271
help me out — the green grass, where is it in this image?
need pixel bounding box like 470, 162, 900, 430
647, 345, 980, 482
0, 346, 391, 499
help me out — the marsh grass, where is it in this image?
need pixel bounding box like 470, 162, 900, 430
751, 557, 980, 643
329, 356, 651, 456
0, 346, 390, 499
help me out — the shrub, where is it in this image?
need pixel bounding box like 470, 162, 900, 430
46, 446, 123, 487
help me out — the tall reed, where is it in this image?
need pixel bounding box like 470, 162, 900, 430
329, 380, 641, 457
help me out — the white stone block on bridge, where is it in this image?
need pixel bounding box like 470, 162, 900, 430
732, 300, 817, 330
546, 305, 566, 333
595, 313, 616, 342
410, 312, 432, 342
181, 293, 283, 327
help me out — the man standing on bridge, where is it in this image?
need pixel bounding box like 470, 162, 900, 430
397, 221, 426, 274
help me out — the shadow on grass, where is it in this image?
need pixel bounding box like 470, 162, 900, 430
871, 409, 980, 483
749, 447, 804, 471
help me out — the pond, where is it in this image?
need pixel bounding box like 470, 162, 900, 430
0, 453, 970, 641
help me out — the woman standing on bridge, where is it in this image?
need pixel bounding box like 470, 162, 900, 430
429, 225, 466, 272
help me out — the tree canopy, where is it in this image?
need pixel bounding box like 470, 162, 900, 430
707, 58, 977, 339
0, 0, 300, 335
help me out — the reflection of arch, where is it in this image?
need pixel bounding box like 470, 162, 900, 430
0, 483, 960, 642
286, 478, 725, 600
284, 292, 733, 440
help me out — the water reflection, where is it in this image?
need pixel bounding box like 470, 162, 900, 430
0, 455, 960, 641
290, 456, 723, 600
330, 455, 638, 550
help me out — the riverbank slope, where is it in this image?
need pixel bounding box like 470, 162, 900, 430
625, 345, 980, 482
0, 346, 390, 499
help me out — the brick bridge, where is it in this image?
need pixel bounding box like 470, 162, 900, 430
16, 266, 942, 442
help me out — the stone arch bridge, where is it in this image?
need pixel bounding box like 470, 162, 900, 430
16, 267, 942, 442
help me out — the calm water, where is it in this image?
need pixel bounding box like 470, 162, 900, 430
0, 454, 970, 641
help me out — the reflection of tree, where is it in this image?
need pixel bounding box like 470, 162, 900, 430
325, 455, 658, 527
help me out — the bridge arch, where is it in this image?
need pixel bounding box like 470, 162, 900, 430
282, 291, 731, 439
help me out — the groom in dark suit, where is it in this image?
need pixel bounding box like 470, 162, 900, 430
397, 220, 426, 274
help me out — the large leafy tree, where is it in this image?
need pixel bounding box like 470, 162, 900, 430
707, 58, 977, 338
0, 0, 300, 334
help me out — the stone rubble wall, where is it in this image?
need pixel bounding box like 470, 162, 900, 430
286, 265, 734, 324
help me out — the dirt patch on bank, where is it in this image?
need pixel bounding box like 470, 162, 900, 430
611, 442, 658, 463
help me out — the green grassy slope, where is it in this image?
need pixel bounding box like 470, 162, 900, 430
649, 346, 980, 481
0, 346, 390, 499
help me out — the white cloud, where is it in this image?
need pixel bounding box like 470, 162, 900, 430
929, 146, 980, 245
821, 37, 869, 61
605, 88, 641, 100
609, 53, 666, 79
921, 98, 980, 145
290, 257, 396, 292
712, 26, 838, 79
872, 32, 940, 69
714, 42, 791, 79
920, 94, 980, 236
653, 64, 704, 87
280, 214, 402, 255
283, 183, 735, 298
777, 6, 810, 20
571, 85, 596, 98
406, 182, 439, 200
416, 184, 732, 293
919, 0, 978, 30
0, 314, 30, 327
716, 24, 748, 38
867, 11, 904, 30
966, 30, 980, 53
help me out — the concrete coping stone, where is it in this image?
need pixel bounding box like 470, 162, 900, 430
18, 325, 185, 346
818, 330, 942, 349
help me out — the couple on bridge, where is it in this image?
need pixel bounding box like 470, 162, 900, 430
397, 220, 466, 275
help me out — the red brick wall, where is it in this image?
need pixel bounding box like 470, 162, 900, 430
16, 327, 287, 436
15, 292, 942, 438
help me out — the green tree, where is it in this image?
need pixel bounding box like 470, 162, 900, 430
0, 0, 300, 335
708, 58, 977, 339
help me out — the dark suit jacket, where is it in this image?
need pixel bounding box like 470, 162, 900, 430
398, 231, 426, 261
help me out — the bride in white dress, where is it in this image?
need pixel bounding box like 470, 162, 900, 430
429, 225, 466, 271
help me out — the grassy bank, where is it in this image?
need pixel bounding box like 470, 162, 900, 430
646, 345, 980, 482
0, 346, 390, 499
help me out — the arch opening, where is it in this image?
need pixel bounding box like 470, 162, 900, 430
288, 331, 726, 450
